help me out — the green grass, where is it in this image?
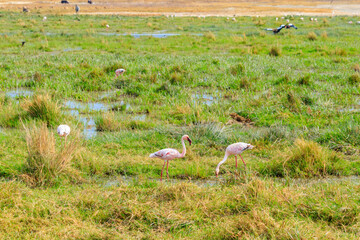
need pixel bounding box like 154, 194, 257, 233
0, 12, 359, 238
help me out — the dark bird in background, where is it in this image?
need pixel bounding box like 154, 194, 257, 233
22, 7, 29, 12
88, 0, 93, 4
61, 0, 69, 3
265, 23, 298, 34
75, 4, 80, 13
21, 41, 26, 47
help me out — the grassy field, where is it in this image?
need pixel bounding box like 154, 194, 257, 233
0, 12, 360, 239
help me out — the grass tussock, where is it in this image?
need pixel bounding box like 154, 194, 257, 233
297, 75, 312, 85
321, 31, 328, 39
269, 46, 281, 56
204, 31, 216, 41
21, 94, 62, 127
260, 139, 347, 178
307, 32, 317, 41
229, 63, 244, 76
95, 112, 121, 132
348, 73, 360, 84
22, 123, 81, 186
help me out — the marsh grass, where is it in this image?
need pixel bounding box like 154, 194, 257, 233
269, 46, 281, 56
261, 139, 348, 178
307, 32, 317, 41
21, 94, 62, 127
22, 122, 81, 186
348, 73, 360, 84
95, 112, 121, 132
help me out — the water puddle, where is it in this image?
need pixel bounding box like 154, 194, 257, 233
6, 89, 33, 99
63, 47, 82, 52
133, 114, 147, 121
80, 116, 97, 139
64, 100, 108, 112
192, 93, 217, 106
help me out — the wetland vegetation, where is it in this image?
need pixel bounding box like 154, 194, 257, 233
0, 12, 359, 239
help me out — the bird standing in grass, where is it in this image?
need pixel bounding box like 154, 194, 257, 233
75, 5, 80, 14
115, 68, 125, 77
57, 125, 71, 147
149, 135, 192, 181
215, 142, 254, 177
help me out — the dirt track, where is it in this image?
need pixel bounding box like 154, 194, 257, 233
1, 0, 360, 16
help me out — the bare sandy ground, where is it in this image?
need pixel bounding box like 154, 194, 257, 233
0, 0, 360, 16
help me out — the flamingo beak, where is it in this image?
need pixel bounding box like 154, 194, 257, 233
187, 137, 192, 146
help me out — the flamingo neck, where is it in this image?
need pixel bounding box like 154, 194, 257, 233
179, 138, 186, 158
216, 152, 229, 172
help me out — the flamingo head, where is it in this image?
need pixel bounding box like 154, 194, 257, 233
115, 69, 126, 77
247, 144, 254, 150
215, 168, 219, 177
182, 135, 192, 145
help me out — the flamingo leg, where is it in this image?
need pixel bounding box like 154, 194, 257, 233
160, 161, 166, 181
166, 161, 170, 181
235, 155, 238, 168
239, 154, 246, 169
64, 135, 67, 148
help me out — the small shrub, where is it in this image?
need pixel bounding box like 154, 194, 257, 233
260, 139, 347, 178
322, 18, 329, 26
101, 20, 107, 27
255, 19, 265, 26
22, 123, 81, 187
269, 46, 281, 56
334, 48, 347, 56
307, 32, 317, 41
285, 91, 301, 112
348, 73, 360, 84
239, 77, 251, 89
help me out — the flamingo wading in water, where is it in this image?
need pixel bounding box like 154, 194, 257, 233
149, 135, 192, 181
215, 142, 254, 177
57, 125, 71, 146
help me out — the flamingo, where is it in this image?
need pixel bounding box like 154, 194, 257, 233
115, 68, 125, 77
43, 16, 47, 21
57, 125, 70, 147
149, 135, 192, 181
215, 142, 254, 177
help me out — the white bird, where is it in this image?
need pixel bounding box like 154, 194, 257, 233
115, 68, 125, 77
348, 21, 353, 24
276, 17, 278, 21
43, 16, 47, 21
300, 17, 304, 21
57, 125, 70, 146
149, 135, 192, 181
314, 18, 318, 22
311, 18, 313, 21
286, 19, 290, 23
106, 24, 109, 28
215, 142, 254, 177
232, 17, 236, 21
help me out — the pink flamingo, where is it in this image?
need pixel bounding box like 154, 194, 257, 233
115, 68, 125, 77
215, 142, 254, 177
149, 135, 192, 181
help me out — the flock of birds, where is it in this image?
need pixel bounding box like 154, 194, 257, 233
57, 124, 254, 181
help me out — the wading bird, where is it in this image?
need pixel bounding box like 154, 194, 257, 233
75, 5, 80, 14
149, 135, 192, 181
215, 142, 254, 177
57, 125, 71, 146
115, 68, 125, 77
23, 7, 29, 13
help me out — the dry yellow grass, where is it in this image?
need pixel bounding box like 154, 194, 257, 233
1, 0, 359, 16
